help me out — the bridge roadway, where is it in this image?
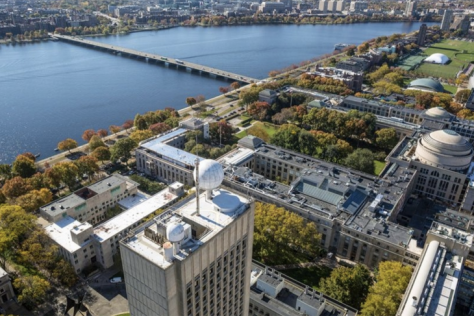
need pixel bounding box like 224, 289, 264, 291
51, 34, 259, 84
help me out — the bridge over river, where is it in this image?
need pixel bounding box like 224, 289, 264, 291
51, 34, 259, 84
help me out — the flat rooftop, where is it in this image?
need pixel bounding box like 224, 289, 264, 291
45, 217, 92, 252
121, 188, 251, 269
250, 262, 358, 316
140, 128, 187, 145
218, 147, 254, 166
118, 191, 149, 210
40, 174, 136, 217
88, 174, 129, 195
93, 187, 179, 242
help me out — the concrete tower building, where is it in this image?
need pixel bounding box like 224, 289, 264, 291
440, 9, 453, 31
120, 159, 255, 316
417, 23, 427, 46
404, 0, 416, 17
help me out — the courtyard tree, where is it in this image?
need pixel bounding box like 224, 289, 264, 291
14, 188, 52, 213
209, 120, 233, 144
375, 128, 399, 149
57, 138, 78, 154
248, 101, 271, 120
13, 275, 50, 308
253, 202, 321, 265
319, 264, 373, 309
455, 89, 471, 103
344, 149, 375, 174
360, 261, 412, 316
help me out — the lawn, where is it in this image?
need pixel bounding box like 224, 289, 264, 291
442, 84, 458, 94
374, 160, 386, 176
282, 265, 332, 290
236, 121, 279, 139
414, 39, 474, 79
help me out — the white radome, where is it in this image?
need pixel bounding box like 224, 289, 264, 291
194, 159, 224, 190
166, 222, 185, 242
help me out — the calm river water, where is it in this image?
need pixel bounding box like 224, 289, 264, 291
0, 22, 435, 163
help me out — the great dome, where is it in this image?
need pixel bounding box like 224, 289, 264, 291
415, 130, 473, 170
408, 78, 445, 93
424, 53, 450, 65
423, 107, 453, 120
193, 159, 224, 190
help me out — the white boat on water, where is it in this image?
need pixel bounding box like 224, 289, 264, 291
334, 43, 350, 51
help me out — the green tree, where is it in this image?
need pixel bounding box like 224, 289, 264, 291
12, 155, 36, 178
134, 114, 148, 130
344, 149, 375, 174
209, 120, 233, 144
375, 128, 398, 149
52, 259, 78, 287
88, 135, 105, 151
319, 264, 373, 309
130, 130, 153, 144
75, 156, 99, 180
360, 261, 412, 316
57, 138, 78, 154
52, 161, 79, 190
270, 124, 301, 152
110, 138, 137, 164
186, 97, 197, 107
253, 202, 320, 265
0, 164, 12, 181
13, 275, 50, 308
92, 146, 111, 164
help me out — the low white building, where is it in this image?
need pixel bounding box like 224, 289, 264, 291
45, 217, 95, 273
45, 183, 184, 273
92, 183, 184, 269
40, 174, 139, 225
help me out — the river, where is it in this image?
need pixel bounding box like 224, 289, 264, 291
0, 22, 435, 163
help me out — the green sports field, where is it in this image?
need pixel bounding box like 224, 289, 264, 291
414, 39, 474, 79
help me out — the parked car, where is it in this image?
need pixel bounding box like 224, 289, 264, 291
110, 277, 123, 283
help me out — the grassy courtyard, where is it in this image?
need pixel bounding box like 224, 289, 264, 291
414, 39, 474, 79
236, 121, 279, 139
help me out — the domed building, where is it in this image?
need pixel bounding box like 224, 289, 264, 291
415, 129, 473, 171
424, 53, 450, 64
420, 107, 455, 130
407, 78, 445, 93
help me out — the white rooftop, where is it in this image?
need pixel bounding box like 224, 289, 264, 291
45, 217, 93, 253
118, 191, 149, 210
93, 187, 179, 242
122, 188, 250, 269
218, 148, 255, 166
